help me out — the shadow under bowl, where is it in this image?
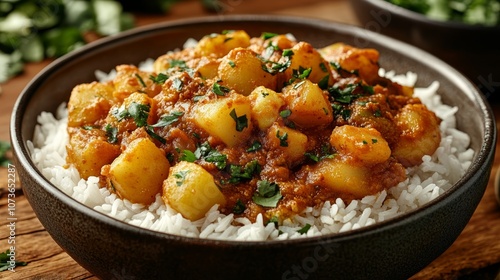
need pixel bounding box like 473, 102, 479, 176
10, 15, 496, 280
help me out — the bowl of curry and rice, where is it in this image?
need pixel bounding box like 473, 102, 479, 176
10, 15, 495, 279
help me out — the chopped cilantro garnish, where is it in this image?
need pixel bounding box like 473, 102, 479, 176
252, 180, 282, 208
228, 160, 261, 184
127, 102, 150, 127
180, 150, 196, 162
280, 109, 291, 118
111, 105, 130, 121
212, 81, 231, 96
149, 73, 169, 84
145, 126, 167, 144
169, 59, 187, 69
174, 170, 190, 186
297, 223, 311, 234
233, 199, 246, 214
228, 60, 236, 68
261, 32, 279, 40
205, 151, 228, 170
318, 74, 330, 90
194, 142, 227, 170
276, 130, 288, 147
229, 109, 248, 132
172, 77, 183, 91
151, 111, 183, 128
260, 49, 294, 75
319, 62, 328, 72
246, 141, 262, 152
305, 144, 335, 162
135, 73, 146, 87
104, 124, 118, 144
328, 84, 359, 104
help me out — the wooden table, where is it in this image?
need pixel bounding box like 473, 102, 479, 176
1, 0, 500, 279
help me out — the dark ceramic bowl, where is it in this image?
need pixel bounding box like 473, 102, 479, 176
350, 0, 500, 102
11, 15, 496, 280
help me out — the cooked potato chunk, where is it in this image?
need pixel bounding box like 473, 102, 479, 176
309, 158, 371, 197
266, 123, 308, 164
162, 161, 226, 221
192, 94, 253, 147
392, 104, 441, 167
105, 138, 170, 205
191, 56, 220, 79
67, 128, 120, 179
249, 86, 285, 131
67, 82, 115, 127
282, 80, 333, 128
195, 30, 251, 58
330, 125, 391, 165
319, 43, 380, 84
285, 41, 333, 86
113, 65, 161, 100
219, 48, 277, 96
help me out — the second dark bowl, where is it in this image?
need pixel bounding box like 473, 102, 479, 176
350, 0, 500, 102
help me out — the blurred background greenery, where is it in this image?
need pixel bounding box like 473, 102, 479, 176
0, 0, 227, 83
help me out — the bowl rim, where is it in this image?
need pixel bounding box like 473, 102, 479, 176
362, 0, 500, 30
10, 14, 496, 246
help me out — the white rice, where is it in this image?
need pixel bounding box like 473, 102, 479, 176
28, 69, 474, 241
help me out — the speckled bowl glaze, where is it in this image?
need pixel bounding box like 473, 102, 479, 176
350, 0, 500, 101
11, 15, 496, 280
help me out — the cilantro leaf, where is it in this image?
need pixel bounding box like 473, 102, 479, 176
252, 180, 282, 208
212, 81, 231, 96
276, 130, 288, 147
246, 141, 262, 152
233, 199, 246, 214
149, 73, 169, 84
104, 124, 118, 144
228, 160, 261, 184
128, 102, 150, 127
229, 108, 248, 132
297, 223, 311, 234
261, 32, 278, 40
151, 111, 183, 128
194, 142, 227, 170
174, 170, 190, 186
135, 73, 146, 87
180, 150, 196, 162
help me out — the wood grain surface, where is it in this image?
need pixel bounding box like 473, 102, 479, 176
1, 0, 499, 279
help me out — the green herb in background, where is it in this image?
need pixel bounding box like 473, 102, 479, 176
0, 140, 11, 167
0, 249, 28, 272
0, 0, 135, 83
386, 0, 500, 25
